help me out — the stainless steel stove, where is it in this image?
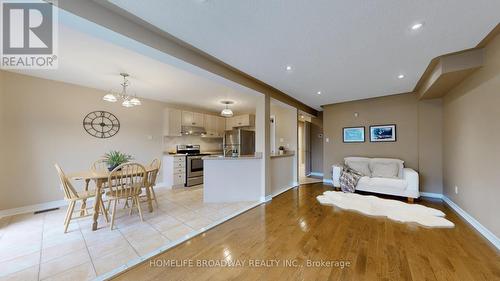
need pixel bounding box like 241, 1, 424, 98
176, 144, 210, 187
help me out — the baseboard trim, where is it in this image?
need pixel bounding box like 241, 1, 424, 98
260, 195, 272, 203
323, 179, 333, 185
0, 199, 68, 218
442, 196, 500, 250
309, 172, 324, 177
420, 192, 443, 199
271, 185, 296, 199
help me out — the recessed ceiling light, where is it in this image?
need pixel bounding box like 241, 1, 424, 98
285, 65, 293, 71
317, 91, 322, 95
411, 22, 423, 30
398, 74, 405, 79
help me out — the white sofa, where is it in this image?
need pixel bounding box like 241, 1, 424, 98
332, 157, 419, 202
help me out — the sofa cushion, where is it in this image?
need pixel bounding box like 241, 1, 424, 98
356, 176, 408, 193
369, 158, 404, 179
345, 157, 371, 177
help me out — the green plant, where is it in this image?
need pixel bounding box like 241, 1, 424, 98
103, 151, 133, 168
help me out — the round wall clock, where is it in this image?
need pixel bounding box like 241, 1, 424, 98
83, 111, 120, 138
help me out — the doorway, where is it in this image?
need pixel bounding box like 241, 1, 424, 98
298, 114, 323, 184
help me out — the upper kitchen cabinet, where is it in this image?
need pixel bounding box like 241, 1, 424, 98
226, 114, 255, 129
163, 108, 182, 136
182, 111, 204, 127
225, 116, 234, 131
204, 114, 225, 138
216, 117, 225, 135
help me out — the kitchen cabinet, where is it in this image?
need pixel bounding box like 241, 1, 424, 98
204, 114, 216, 132
216, 117, 226, 135
204, 114, 225, 138
163, 108, 182, 136
225, 114, 255, 130
182, 111, 204, 127
225, 117, 234, 131
163, 155, 186, 188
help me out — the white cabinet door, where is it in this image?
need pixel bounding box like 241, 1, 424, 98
232, 114, 255, 127
216, 116, 226, 136
192, 112, 204, 127
203, 114, 218, 137
182, 111, 194, 126
182, 111, 204, 127
225, 117, 234, 130
204, 114, 216, 131
163, 108, 182, 136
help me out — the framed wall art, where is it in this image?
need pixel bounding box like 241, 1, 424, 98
343, 127, 365, 143
370, 124, 396, 142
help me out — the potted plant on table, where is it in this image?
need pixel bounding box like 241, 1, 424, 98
103, 151, 133, 171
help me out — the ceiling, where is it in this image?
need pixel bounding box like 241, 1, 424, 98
107, 0, 500, 110
10, 23, 259, 114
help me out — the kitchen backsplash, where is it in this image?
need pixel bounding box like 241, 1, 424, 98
163, 136, 223, 153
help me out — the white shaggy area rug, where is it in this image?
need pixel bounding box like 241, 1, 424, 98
317, 191, 454, 228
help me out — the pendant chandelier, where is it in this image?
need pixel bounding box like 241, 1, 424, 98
220, 101, 234, 117
103, 73, 141, 107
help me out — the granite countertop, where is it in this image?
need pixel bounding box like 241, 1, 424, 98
203, 152, 263, 160
270, 151, 295, 158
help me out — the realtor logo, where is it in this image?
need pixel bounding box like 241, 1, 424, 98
1, 0, 58, 69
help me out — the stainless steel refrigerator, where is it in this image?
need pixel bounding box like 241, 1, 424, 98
224, 129, 255, 156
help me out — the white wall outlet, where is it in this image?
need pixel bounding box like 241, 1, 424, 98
454, 185, 459, 194
280, 138, 284, 143
326, 137, 330, 143
146, 135, 153, 140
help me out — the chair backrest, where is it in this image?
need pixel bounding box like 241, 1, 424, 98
150, 158, 161, 170
54, 164, 78, 200
146, 158, 161, 187
108, 162, 146, 198
91, 159, 108, 172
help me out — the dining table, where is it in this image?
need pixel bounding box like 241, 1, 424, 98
67, 165, 157, 231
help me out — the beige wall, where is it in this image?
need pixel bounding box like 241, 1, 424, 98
0, 71, 166, 210
442, 34, 500, 237
270, 101, 298, 183
322, 93, 443, 193
271, 103, 297, 153
418, 99, 443, 193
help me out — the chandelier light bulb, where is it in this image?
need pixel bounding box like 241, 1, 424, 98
130, 97, 141, 106
122, 99, 134, 108
103, 93, 117, 102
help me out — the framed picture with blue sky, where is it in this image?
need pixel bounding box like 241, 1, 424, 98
343, 126, 365, 143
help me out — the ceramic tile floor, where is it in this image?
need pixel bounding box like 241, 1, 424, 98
0, 186, 257, 281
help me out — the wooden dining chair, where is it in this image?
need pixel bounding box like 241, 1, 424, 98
106, 163, 146, 230
142, 158, 161, 208
91, 159, 108, 171
54, 164, 109, 233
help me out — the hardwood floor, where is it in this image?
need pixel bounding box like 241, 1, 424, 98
113, 183, 500, 281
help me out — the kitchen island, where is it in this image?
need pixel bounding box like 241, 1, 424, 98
202, 153, 263, 202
